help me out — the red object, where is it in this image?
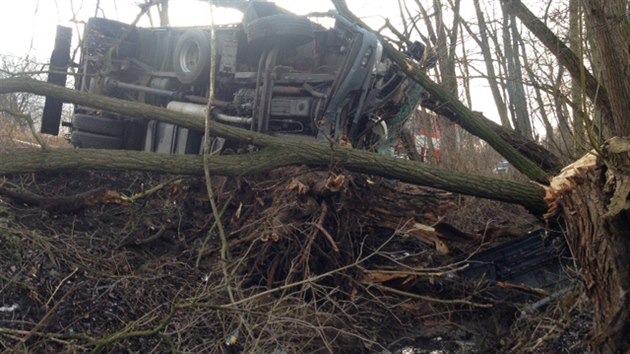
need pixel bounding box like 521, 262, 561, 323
395, 113, 442, 163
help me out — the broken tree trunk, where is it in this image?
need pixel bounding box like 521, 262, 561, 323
0, 77, 547, 214
546, 137, 630, 354
0, 147, 547, 214
0, 185, 126, 213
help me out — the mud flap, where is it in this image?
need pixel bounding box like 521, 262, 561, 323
41, 26, 72, 135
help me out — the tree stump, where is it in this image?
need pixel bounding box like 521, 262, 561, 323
546, 137, 630, 354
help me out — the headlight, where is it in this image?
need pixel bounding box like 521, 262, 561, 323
361, 47, 373, 67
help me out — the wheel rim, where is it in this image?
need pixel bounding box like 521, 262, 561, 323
179, 41, 201, 74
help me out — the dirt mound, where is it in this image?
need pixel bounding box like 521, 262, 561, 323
0, 168, 585, 353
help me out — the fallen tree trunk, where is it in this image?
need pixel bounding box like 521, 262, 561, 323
0, 77, 547, 213
546, 137, 630, 353
0, 148, 547, 214
0, 185, 126, 213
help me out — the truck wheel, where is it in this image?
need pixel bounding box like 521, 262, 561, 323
245, 14, 313, 48
173, 30, 211, 85
71, 131, 123, 149
72, 114, 124, 137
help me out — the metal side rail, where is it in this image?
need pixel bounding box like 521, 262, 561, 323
459, 229, 573, 291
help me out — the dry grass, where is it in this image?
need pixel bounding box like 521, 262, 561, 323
0, 120, 70, 153
0, 116, 589, 353
0, 167, 556, 353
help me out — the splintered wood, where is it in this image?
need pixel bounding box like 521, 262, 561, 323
544, 137, 630, 353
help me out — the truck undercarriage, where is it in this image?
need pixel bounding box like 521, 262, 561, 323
42, 2, 416, 155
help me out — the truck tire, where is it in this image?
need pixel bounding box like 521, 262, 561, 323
173, 30, 211, 85
72, 114, 124, 137
245, 14, 313, 48
71, 131, 123, 149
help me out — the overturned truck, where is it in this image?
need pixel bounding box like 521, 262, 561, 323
39, 1, 570, 294
41, 2, 427, 154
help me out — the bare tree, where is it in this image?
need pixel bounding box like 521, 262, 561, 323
0, 55, 46, 121
501, 2, 532, 138
568, 0, 586, 151
471, 0, 510, 127
502, 1, 630, 351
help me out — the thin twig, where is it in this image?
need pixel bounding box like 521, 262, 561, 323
308, 203, 339, 253
18, 284, 81, 345
90, 303, 177, 354
44, 267, 78, 309
195, 196, 232, 268
203, 0, 231, 272
133, 225, 166, 245
0, 109, 48, 150
0, 327, 93, 341
126, 177, 182, 203
374, 284, 493, 308
218, 233, 395, 308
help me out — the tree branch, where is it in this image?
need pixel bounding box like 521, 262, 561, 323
0, 76, 546, 213
0, 147, 547, 214
331, 0, 559, 181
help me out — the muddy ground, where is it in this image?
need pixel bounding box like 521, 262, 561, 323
0, 168, 592, 353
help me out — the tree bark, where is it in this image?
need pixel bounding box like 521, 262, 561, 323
501, 6, 532, 139
0, 185, 125, 214
568, 0, 586, 152
581, 0, 630, 137
429, 0, 461, 162
432, 0, 460, 97
546, 137, 630, 353
552, 67, 575, 157
158, 0, 169, 27
0, 143, 548, 214
0, 75, 551, 213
